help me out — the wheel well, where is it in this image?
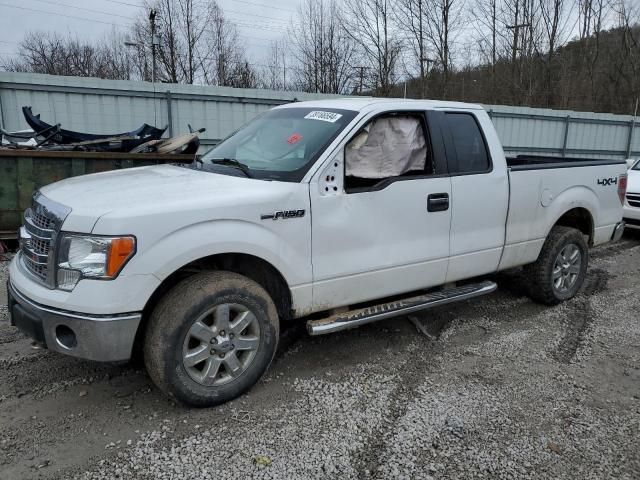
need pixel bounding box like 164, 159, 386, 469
134, 254, 293, 354
554, 208, 594, 246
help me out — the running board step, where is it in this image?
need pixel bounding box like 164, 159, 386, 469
307, 280, 497, 336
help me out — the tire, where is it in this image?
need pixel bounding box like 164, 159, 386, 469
524, 226, 589, 305
144, 271, 279, 407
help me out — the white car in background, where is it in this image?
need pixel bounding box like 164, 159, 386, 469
624, 159, 640, 229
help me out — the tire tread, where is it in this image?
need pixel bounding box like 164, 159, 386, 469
143, 271, 279, 407
524, 226, 588, 305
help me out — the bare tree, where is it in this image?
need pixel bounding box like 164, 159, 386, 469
394, 0, 429, 97
176, 0, 209, 84
3, 31, 132, 80
203, 2, 257, 87
290, 0, 356, 94
613, 0, 640, 112
423, 0, 464, 98
132, 0, 211, 84
131, 0, 181, 82
129, 0, 256, 86
576, 0, 610, 109
342, 0, 401, 95
537, 0, 573, 105
261, 39, 288, 90
497, 0, 542, 103
471, 0, 501, 102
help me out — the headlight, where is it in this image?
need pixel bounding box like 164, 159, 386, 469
57, 234, 136, 290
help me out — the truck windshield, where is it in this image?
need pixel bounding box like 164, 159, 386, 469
632, 160, 640, 170
201, 107, 357, 181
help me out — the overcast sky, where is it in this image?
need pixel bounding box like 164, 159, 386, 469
0, 0, 301, 62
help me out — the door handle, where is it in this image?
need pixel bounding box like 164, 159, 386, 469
427, 193, 449, 212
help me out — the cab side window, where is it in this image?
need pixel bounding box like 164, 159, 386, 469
344, 113, 432, 192
445, 113, 490, 174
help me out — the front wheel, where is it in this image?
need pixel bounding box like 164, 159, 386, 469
524, 226, 588, 305
144, 271, 279, 407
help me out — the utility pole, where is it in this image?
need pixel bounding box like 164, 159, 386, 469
506, 23, 530, 64
218, 53, 225, 86
282, 50, 286, 90
356, 66, 368, 95
149, 9, 158, 84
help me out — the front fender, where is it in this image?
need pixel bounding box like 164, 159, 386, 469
128, 219, 312, 288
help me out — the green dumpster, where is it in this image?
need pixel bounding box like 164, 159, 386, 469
0, 150, 195, 239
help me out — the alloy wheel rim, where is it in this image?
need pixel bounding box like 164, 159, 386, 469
182, 303, 260, 386
552, 243, 582, 294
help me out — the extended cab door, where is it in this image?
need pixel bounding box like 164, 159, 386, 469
310, 110, 452, 310
437, 110, 509, 282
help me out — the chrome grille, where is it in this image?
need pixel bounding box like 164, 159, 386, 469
30, 237, 50, 255
22, 252, 48, 281
627, 192, 640, 208
31, 210, 54, 230
19, 192, 71, 288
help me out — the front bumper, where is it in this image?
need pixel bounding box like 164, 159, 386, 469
7, 280, 141, 362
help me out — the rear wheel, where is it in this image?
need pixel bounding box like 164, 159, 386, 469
525, 226, 588, 305
144, 271, 279, 407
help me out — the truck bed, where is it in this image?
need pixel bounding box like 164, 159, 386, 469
499, 155, 627, 271
507, 155, 626, 170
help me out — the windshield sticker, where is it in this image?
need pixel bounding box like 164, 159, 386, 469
304, 111, 343, 123
287, 133, 303, 144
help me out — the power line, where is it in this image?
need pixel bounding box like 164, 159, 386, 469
25, 0, 135, 20
102, 0, 144, 8
0, 2, 132, 28
224, 10, 292, 25
227, 0, 296, 13
231, 21, 288, 33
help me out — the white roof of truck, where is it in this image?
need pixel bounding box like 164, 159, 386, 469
275, 97, 484, 112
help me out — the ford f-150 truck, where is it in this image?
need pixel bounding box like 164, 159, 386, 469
7, 98, 627, 406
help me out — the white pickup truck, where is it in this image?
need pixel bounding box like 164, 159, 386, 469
7, 98, 627, 406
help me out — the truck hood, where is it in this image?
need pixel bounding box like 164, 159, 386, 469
40, 164, 299, 232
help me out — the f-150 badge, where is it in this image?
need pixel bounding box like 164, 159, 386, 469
261, 210, 305, 220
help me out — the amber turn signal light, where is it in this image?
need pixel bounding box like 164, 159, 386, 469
106, 237, 136, 277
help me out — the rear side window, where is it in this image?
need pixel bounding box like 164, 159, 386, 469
445, 113, 490, 174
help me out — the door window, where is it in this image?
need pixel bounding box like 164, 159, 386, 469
344, 113, 432, 191
445, 113, 491, 174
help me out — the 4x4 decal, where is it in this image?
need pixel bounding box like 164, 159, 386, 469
597, 177, 618, 186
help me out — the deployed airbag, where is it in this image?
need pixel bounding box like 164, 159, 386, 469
345, 116, 427, 178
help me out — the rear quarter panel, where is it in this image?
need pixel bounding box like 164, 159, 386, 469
500, 163, 626, 269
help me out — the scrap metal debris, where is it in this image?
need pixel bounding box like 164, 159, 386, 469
0, 106, 205, 154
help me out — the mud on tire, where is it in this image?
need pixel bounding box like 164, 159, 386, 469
144, 271, 279, 407
524, 226, 588, 306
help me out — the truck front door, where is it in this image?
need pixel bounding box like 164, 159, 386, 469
310, 110, 452, 310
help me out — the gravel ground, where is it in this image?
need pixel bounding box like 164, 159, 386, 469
1, 233, 639, 480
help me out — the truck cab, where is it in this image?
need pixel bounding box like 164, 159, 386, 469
7, 99, 627, 406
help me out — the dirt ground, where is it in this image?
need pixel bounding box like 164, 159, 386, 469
1, 232, 639, 480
